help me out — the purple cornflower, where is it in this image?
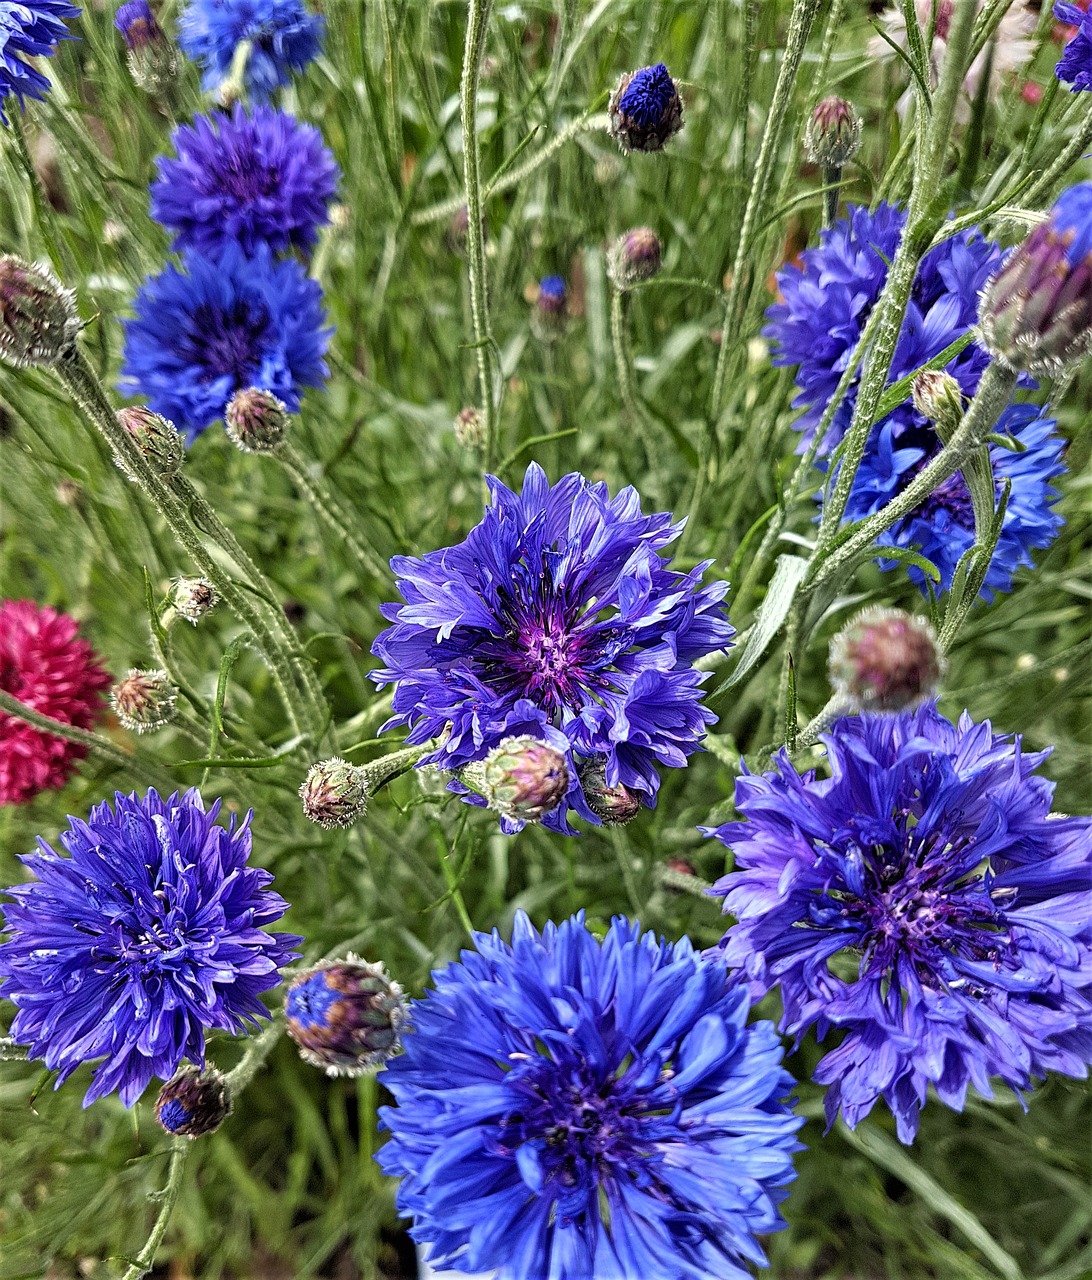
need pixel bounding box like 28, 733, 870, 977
178, 0, 323, 102
0, 788, 300, 1107
608, 62, 684, 153
0, 0, 80, 124
370, 464, 733, 833
1054, 3, 1092, 90
114, 1, 160, 49
119, 242, 331, 442
150, 105, 338, 256
377, 912, 802, 1279
704, 705, 1092, 1144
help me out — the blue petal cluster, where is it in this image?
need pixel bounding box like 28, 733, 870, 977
0, 0, 80, 123
705, 705, 1092, 1144
1055, 3, 1092, 91
616, 62, 677, 129
377, 912, 802, 1280
178, 0, 323, 101
765, 202, 1002, 453
0, 789, 300, 1107
1051, 180, 1092, 260
845, 402, 1066, 598
114, 0, 158, 49
120, 242, 331, 441
150, 104, 339, 256
370, 464, 734, 832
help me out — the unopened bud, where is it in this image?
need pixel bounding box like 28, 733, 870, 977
55, 479, 83, 508
116, 406, 184, 478
578, 757, 641, 826
299, 757, 368, 829
979, 182, 1092, 375
115, 0, 179, 96
454, 406, 484, 448
530, 275, 567, 343
0, 257, 79, 368
110, 668, 178, 733
224, 387, 289, 454
829, 607, 945, 713
607, 227, 663, 290
171, 576, 219, 624
285, 956, 406, 1076
911, 370, 964, 437
608, 63, 684, 154
155, 1066, 231, 1138
804, 97, 863, 168
481, 735, 569, 824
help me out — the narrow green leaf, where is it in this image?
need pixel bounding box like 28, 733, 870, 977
714, 554, 808, 697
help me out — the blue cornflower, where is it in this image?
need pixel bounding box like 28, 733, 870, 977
377, 912, 802, 1280
120, 242, 331, 442
0, 788, 300, 1107
369, 463, 734, 833
114, 0, 159, 47
0, 0, 80, 124
537, 274, 566, 312
608, 62, 684, 153
1055, 3, 1092, 90
844, 402, 1066, 598
765, 202, 1003, 454
150, 104, 339, 257
704, 705, 1092, 1144
178, 0, 323, 102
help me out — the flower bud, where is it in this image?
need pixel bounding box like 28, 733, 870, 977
0, 257, 79, 368
530, 275, 567, 343
299, 757, 368, 829
171, 576, 219, 624
481, 735, 569, 824
116, 407, 184, 479
829, 607, 945, 713
110, 668, 178, 733
154, 1066, 231, 1138
979, 182, 1092, 375
224, 387, 289, 454
454, 406, 484, 448
608, 63, 684, 154
285, 956, 406, 1076
578, 757, 641, 826
607, 227, 663, 290
804, 97, 863, 168
114, 0, 179, 96
911, 370, 964, 437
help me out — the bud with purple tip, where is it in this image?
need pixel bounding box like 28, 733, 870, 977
481, 735, 569, 824
607, 227, 663, 290
0, 256, 79, 368
578, 757, 641, 826
224, 387, 289, 454
110, 668, 178, 733
608, 63, 684, 154
530, 275, 568, 342
155, 1066, 231, 1138
299, 757, 368, 829
804, 97, 863, 168
911, 369, 964, 437
171, 576, 219, 624
116, 406, 184, 478
979, 183, 1092, 375
285, 957, 406, 1076
829, 606, 945, 713
114, 0, 178, 95
454, 406, 484, 448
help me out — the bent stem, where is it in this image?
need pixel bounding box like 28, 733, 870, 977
122, 1139, 190, 1280
610, 289, 659, 480
279, 444, 389, 581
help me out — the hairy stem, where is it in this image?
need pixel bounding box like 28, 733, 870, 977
121, 1140, 190, 1280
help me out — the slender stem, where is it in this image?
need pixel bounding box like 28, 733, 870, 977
223, 1015, 285, 1093
6, 110, 67, 273
121, 1140, 190, 1280
790, 692, 852, 757
0, 689, 174, 792
279, 444, 388, 580
437, 839, 474, 937
460, 0, 500, 472
1022, 102, 1092, 209
361, 740, 437, 793
807, 363, 1017, 592
609, 290, 658, 478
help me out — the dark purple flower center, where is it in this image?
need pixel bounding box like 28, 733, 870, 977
918, 470, 976, 524
219, 154, 282, 202
618, 63, 677, 128
190, 298, 273, 384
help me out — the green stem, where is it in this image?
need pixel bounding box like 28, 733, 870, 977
6, 109, 67, 273
121, 1140, 190, 1280
223, 1015, 285, 1094
460, 0, 500, 473
437, 840, 475, 937
279, 444, 388, 580
1022, 101, 1092, 209
610, 290, 659, 478
0, 689, 174, 792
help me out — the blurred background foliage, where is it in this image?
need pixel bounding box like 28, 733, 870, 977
0, 1, 1089, 1277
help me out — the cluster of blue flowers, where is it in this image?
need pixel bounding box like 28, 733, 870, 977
120, 0, 333, 441
765, 202, 1066, 598
0, 0, 79, 124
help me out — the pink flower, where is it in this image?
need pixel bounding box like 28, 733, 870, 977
0, 600, 111, 805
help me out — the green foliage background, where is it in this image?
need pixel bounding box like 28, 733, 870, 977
0, 2, 1089, 1277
